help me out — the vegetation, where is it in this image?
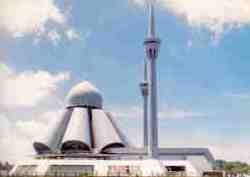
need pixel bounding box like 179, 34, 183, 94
216, 160, 250, 174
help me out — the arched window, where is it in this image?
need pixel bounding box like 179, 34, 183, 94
149, 48, 153, 58
153, 49, 157, 58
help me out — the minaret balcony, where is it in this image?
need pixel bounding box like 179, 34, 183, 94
140, 82, 149, 96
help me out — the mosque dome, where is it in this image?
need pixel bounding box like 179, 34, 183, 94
66, 81, 103, 109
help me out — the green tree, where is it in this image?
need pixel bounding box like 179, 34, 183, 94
216, 160, 250, 174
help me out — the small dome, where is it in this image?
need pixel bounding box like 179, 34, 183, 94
66, 81, 103, 108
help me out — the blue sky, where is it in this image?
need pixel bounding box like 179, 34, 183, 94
1, 0, 250, 162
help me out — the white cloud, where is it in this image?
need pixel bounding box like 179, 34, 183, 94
116, 112, 250, 162
224, 92, 250, 99
113, 105, 250, 162
0, 0, 81, 44
0, 0, 65, 37
160, 135, 250, 163
0, 62, 70, 161
110, 106, 142, 118
210, 143, 250, 162
0, 110, 63, 162
166, 0, 250, 33
134, 0, 250, 35
48, 29, 61, 45
130, 0, 146, 6
0, 114, 30, 161
65, 29, 80, 40
110, 106, 204, 119
0, 65, 70, 108
159, 108, 204, 119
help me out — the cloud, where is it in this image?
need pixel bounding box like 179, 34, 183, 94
134, 0, 250, 35
48, 29, 61, 45
0, 0, 80, 43
115, 110, 250, 163
110, 106, 142, 118
0, 64, 70, 108
160, 135, 250, 163
129, 0, 145, 6
112, 105, 250, 162
0, 0, 65, 37
211, 143, 250, 163
0, 62, 70, 161
224, 92, 250, 99
0, 110, 63, 162
65, 29, 80, 41
110, 106, 204, 119
159, 108, 204, 119
0, 114, 29, 161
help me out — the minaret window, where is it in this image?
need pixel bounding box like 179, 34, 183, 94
153, 49, 157, 58
149, 48, 152, 58
148, 48, 157, 59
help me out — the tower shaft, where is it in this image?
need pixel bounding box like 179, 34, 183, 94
144, 1, 160, 158
140, 60, 149, 148
143, 93, 148, 147
148, 54, 158, 158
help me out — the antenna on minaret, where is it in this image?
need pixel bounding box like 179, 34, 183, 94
143, 0, 161, 159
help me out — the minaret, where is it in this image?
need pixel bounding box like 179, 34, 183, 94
140, 60, 148, 148
144, 0, 161, 158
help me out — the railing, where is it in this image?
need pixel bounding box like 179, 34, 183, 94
0, 176, 209, 177
1, 173, 250, 177
0, 174, 247, 177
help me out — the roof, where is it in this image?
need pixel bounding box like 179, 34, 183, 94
105, 147, 215, 162
34, 107, 128, 155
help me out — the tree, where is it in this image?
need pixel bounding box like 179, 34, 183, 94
216, 160, 250, 174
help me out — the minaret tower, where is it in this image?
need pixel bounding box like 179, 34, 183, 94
144, 0, 161, 158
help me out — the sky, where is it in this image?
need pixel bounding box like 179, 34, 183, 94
1, 0, 250, 163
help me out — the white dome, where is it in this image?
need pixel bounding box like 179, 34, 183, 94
66, 81, 103, 108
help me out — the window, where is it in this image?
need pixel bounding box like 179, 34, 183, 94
108, 165, 142, 176
46, 165, 94, 176
153, 49, 157, 57
165, 166, 186, 176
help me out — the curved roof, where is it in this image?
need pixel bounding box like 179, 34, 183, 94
66, 81, 103, 108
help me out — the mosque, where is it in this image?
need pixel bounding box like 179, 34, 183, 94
10, 2, 215, 176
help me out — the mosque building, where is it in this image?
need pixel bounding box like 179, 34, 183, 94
10, 1, 215, 176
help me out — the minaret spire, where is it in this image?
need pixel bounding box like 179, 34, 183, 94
144, 0, 160, 159
148, 1, 155, 38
